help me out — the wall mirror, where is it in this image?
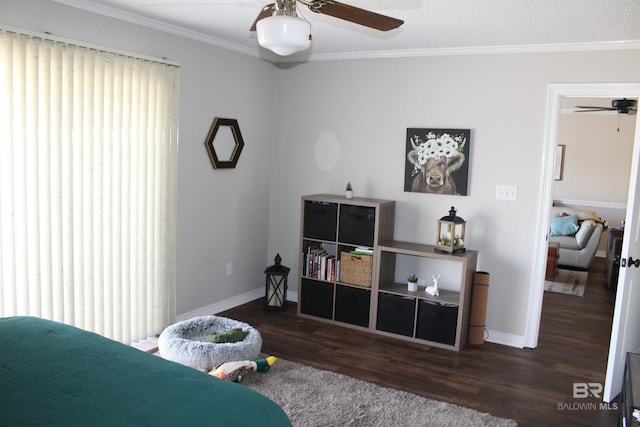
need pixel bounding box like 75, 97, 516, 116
204, 117, 245, 169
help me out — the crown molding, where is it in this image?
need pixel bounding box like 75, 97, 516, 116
298, 40, 640, 62
53, 0, 640, 64
52, 0, 277, 61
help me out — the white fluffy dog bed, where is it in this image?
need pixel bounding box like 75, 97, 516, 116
158, 315, 262, 371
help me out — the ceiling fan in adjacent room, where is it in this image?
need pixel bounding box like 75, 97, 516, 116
250, 0, 404, 56
575, 98, 638, 114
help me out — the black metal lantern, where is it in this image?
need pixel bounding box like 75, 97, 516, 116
436, 206, 466, 254
264, 254, 290, 310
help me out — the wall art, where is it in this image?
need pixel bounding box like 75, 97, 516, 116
404, 128, 470, 196
204, 117, 245, 169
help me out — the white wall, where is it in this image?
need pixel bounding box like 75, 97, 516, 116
555, 111, 635, 204
554, 109, 635, 253
1, 0, 277, 316
267, 52, 640, 344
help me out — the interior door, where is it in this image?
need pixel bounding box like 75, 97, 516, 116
603, 105, 640, 403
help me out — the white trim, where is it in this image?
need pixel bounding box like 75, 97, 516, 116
485, 330, 525, 348
526, 82, 640, 349
553, 199, 627, 211
301, 40, 640, 62
50, 0, 277, 62
176, 289, 299, 322
51, 0, 640, 62
177, 293, 527, 348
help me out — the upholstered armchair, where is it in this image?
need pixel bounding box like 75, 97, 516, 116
549, 206, 605, 270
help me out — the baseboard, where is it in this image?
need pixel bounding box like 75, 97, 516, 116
176, 289, 299, 321
484, 329, 526, 348
179, 292, 523, 349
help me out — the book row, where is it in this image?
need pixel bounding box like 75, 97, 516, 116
303, 244, 373, 282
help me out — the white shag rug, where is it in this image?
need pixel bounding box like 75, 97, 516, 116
158, 315, 262, 371
242, 357, 517, 427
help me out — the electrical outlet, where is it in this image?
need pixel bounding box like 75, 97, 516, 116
226, 263, 233, 277
496, 184, 518, 201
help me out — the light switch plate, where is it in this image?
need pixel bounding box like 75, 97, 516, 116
496, 185, 518, 201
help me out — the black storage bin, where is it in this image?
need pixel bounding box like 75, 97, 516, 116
376, 293, 416, 337
338, 205, 375, 247
300, 278, 333, 319
416, 300, 458, 345
303, 201, 338, 241
335, 285, 370, 327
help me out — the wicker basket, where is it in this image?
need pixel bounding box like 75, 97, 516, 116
340, 252, 373, 287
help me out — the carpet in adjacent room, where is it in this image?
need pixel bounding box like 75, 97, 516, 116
544, 268, 588, 296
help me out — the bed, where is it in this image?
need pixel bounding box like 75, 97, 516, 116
0, 316, 291, 426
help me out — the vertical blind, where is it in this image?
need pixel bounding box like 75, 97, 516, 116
0, 30, 180, 344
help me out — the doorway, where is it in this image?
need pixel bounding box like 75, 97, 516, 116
525, 83, 640, 349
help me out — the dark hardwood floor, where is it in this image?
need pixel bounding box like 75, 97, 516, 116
219, 257, 618, 426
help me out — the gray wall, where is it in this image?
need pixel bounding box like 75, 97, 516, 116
1, 0, 278, 317
4, 0, 640, 347
267, 53, 640, 345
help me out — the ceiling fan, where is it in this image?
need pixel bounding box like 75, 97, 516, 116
575, 98, 638, 114
249, 0, 404, 56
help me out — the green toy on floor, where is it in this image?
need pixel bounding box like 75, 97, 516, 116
209, 356, 277, 382
206, 327, 249, 343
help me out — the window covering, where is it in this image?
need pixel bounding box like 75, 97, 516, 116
0, 29, 180, 344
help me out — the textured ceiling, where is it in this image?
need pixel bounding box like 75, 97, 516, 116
54, 0, 640, 61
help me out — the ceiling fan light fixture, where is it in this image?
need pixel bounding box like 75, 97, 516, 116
256, 15, 311, 56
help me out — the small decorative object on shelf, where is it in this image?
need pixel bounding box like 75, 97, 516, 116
407, 274, 418, 292
436, 206, 466, 254
264, 254, 290, 310
345, 182, 353, 199
426, 274, 440, 296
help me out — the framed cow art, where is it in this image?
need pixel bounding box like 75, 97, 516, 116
404, 128, 470, 196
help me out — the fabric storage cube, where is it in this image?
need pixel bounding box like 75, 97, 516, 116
335, 285, 370, 327
300, 278, 334, 319
303, 201, 338, 241
376, 293, 416, 337
416, 300, 458, 345
338, 205, 375, 247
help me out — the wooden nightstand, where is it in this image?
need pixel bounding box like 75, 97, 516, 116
546, 242, 560, 281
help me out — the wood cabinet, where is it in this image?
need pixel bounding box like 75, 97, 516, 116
546, 242, 560, 281
376, 241, 477, 350
298, 194, 395, 329
298, 194, 477, 351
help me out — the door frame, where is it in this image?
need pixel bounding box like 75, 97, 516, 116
525, 82, 640, 348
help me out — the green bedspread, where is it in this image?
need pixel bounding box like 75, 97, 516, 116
0, 316, 291, 426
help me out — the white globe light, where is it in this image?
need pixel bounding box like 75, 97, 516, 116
256, 15, 311, 56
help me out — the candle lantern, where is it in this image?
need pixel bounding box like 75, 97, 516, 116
436, 206, 466, 254
264, 253, 290, 310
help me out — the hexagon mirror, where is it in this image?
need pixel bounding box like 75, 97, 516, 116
205, 117, 245, 169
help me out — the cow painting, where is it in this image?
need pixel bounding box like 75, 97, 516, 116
404, 129, 470, 195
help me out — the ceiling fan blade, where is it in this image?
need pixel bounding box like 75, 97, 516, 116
250, 3, 276, 31
575, 107, 618, 113
306, 0, 403, 31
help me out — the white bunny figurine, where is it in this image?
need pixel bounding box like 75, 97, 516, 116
426, 274, 440, 296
